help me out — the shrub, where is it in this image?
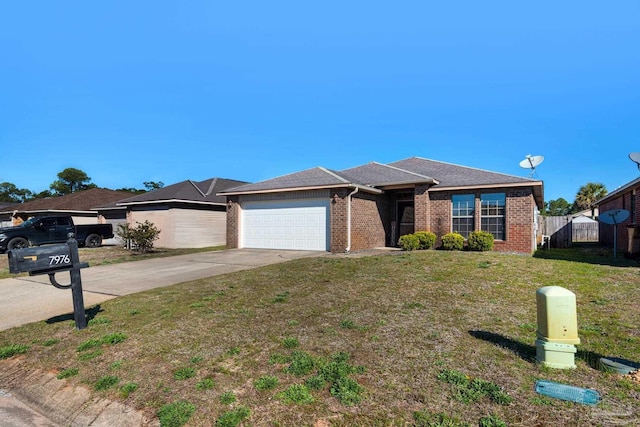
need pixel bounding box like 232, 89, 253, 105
398, 234, 420, 251
414, 231, 436, 249
441, 233, 464, 251
117, 220, 161, 253
467, 231, 494, 251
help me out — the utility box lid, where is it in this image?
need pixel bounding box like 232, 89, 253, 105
536, 286, 580, 345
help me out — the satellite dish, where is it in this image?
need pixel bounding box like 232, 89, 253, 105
598, 209, 630, 225
630, 152, 640, 171
519, 155, 544, 177
598, 209, 630, 258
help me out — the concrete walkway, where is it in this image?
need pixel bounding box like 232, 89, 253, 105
0, 248, 321, 426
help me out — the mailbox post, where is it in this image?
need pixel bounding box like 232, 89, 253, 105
7, 234, 89, 330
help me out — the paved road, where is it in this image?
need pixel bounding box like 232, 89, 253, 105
0, 248, 320, 426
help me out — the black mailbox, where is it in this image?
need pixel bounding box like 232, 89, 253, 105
8, 244, 74, 276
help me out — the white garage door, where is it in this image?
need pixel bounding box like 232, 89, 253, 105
241, 199, 329, 251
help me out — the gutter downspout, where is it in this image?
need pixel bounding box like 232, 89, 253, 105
345, 187, 359, 253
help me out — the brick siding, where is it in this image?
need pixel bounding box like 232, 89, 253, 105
599, 185, 640, 253
350, 193, 390, 251
226, 186, 538, 254
425, 187, 536, 254
225, 195, 240, 249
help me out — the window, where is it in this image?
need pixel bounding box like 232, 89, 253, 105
452, 194, 474, 238
481, 193, 505, 240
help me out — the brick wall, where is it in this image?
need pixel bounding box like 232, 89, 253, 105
426, 187, 536, 254
330, 189, 349, 252
350, 192, 390, 251
414, 184, 430, 232
225, 195, 240, 249
501, 188, 536, 253
599, 185, 640, 253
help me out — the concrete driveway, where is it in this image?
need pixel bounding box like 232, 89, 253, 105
0, 248, 320, 332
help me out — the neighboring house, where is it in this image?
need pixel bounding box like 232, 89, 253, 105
0, 188, 133, 226
572, 208, 598, 219
103, 178, 249, 249
0, 202, 17, 227
595, 176, 640, 256
219, 157, 544, 254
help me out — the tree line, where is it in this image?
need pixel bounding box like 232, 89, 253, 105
541, 182, 608, 217
0, 168, 164, 203
1, 167, 607, 216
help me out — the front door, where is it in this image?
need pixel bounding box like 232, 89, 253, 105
397, 201, 415, 242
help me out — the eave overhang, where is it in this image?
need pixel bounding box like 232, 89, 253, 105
116, 199, 226, 207
430, 181, 545, 210
219, 183, 383, 197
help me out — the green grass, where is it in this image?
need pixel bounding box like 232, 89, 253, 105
157, 400, 196, 427
0, 248, 639, 425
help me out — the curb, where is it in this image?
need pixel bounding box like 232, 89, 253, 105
0, 357, 157, 426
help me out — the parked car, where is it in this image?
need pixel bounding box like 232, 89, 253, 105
0, 215, 114, 252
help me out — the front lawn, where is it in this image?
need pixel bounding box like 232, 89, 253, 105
1, 249, 638, 426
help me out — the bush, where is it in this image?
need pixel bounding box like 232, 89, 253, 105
414, 231, 436, 249
441, 233, 464, 251
116, 220, 161, 253
398, 234, 420, 251
467, 231, 494, 251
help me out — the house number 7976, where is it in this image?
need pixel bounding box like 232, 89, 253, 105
49, 254, 71, 265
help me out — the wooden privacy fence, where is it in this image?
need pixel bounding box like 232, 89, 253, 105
572, 222, 599, 242
538, 216, 599, 248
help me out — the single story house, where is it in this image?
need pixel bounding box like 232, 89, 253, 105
101, 178, 249, 249
595, 176, 640, 256
219, 157, 544, 254
0, 188, 133, 226
0, 202, 17, 227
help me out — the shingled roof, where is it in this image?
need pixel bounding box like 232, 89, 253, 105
0, 188, 134, 214
220, 157, 542, 203
219, 167, 383, 195
389, 157, 538, 187
113, 178, 250, 207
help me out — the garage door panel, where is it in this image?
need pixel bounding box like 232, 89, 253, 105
241, 199, 329, 251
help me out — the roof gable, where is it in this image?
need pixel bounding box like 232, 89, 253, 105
220, 167, 366, 194
339, 162, 437, 187
116, 178, 249, 206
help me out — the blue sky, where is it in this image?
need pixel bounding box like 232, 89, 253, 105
1, 1, 639, 202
